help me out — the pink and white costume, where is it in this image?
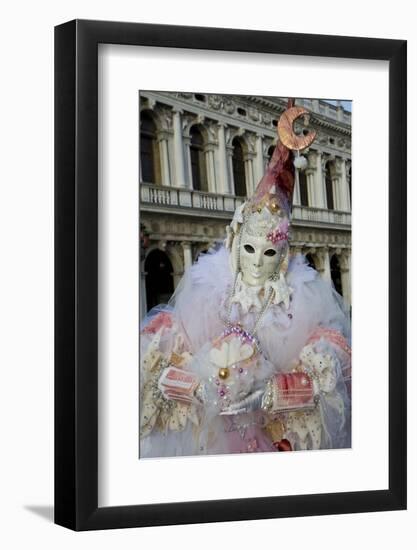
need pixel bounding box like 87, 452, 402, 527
139, 102, 351, 458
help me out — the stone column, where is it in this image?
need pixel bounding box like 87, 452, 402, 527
217, 123, 231, 194
332, 176, 341, 210
205, 145, 217, 193
317, 247, 331, 282
244, 152, 255, 197
340, 158, 351, 210
181, 241, 193, 270
293, 170, 301, 205
172, 109, 186, 187
255, 134, 265, 184
183, 136, 193, 189
226, 144, 235, 195
340, 252, 351, 307
157, 130, 171, 186
306, 169, 315, 207
346, 161, 352, 209
308, 151, 324, 208
317, 152, 327, 208
329, 158, 341, 211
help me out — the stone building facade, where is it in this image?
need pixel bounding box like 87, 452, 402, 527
139, 92, 351, 319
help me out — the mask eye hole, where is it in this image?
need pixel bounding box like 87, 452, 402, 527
243, 244, 255, 254
264, 249, 277, 257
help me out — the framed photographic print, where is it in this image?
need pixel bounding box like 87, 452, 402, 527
55, 19, 406, 530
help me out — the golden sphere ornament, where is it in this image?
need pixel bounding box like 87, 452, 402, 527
269, 199, 279, 213
218, 367, 230, 380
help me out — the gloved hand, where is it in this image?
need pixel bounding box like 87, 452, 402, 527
220, 389, 264, 415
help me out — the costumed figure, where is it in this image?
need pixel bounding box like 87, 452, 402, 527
140, 100, 351, 458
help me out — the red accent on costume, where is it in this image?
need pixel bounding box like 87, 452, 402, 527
274, 372, 314, 408
142, 311, 173, 334
274, 439, 292, 451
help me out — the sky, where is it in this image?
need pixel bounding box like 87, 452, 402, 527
323, 99, 352, 112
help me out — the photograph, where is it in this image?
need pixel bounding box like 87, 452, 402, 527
0, 0, 410, 541
139, 92, 352, 458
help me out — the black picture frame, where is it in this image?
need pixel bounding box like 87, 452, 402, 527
55, 19, 407, 531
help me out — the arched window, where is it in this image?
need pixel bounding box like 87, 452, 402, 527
232, 138, 247, 197
267, 145, 275, 163
140, 111, 161, 184
190, 126, 208, 192
299, 170, 309, 206
330, 254, 343, 296
306, 253, 316, 269
325, 161, 335, 210
144, 249, 174, 311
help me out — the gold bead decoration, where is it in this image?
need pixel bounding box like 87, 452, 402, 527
269, 200, 279, 213
218, 367, 230, 380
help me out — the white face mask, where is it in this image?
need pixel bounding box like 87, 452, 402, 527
240, 233, 282, 286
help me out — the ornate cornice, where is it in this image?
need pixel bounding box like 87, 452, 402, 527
244, 95, 351, 136
142, 91, 350, 141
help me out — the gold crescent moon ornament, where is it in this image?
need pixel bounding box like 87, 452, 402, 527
277, 106, 317, 151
